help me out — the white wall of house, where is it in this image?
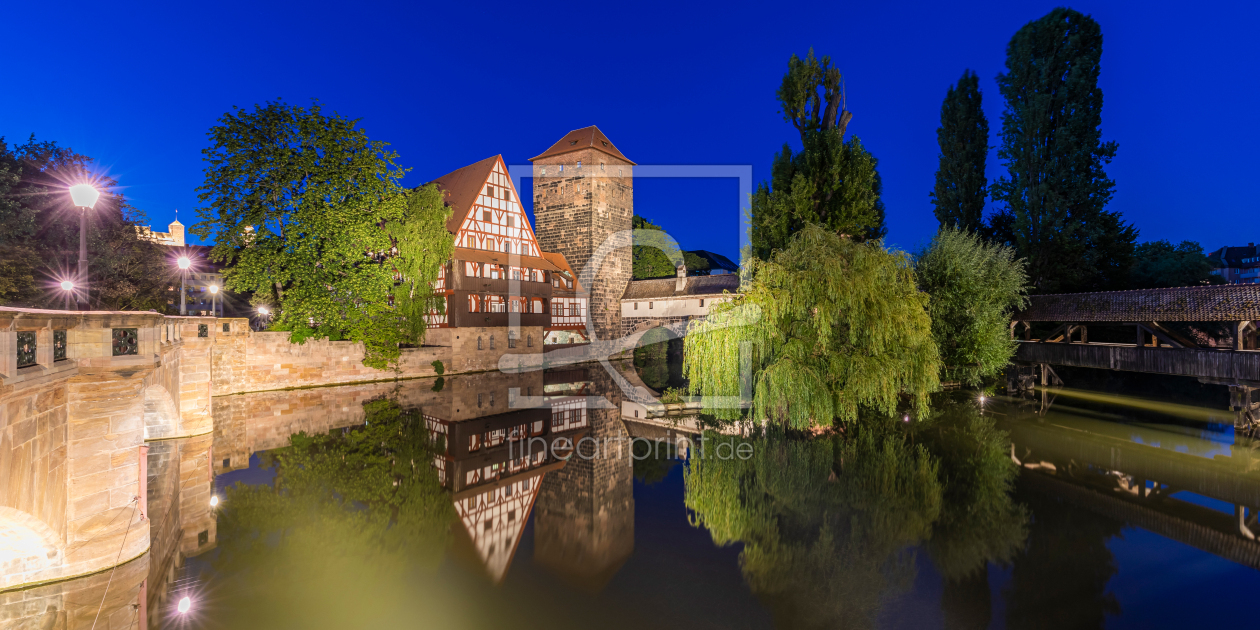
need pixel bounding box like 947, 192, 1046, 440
620, 296, 729, 319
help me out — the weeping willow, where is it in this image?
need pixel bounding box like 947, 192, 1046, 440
685, 224, 942, 428
387, 184, 453, 346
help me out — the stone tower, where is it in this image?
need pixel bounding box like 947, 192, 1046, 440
530, 126, 634, 342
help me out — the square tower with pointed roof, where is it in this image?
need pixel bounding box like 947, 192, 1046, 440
530, 126, 634, 341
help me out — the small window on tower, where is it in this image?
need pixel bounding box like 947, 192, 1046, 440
576, 161, 582, 168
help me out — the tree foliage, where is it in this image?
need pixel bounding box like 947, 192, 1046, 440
192, 100, 446, 368
387, 184, 453, 345
751, 50, 886, 260
931, 70, 990, 232
916, 228, 1028, 385
0, 135, 169, 310
1129, 240, 1222, 289
685, 225, 941, 428
988, 8, 1136, 293
631, 214, 714, 279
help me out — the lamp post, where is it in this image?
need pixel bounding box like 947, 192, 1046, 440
177, 256, 191, 315
68, 184, 99, 310
208, 284, 219, 318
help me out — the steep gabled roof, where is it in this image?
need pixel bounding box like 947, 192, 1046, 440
529, 126, 635, 165
429, 155, 500, 234
539, 251, 585, 294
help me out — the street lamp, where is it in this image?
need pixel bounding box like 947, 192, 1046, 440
59, 280, 75, 311
68, 184, 99, 310
177, 255, 191, 315
208, 284, 219, 318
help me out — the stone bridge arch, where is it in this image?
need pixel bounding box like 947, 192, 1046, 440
143, 385, 180, 440
0, 506, 64, 590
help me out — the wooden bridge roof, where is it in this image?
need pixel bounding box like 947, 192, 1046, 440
1014, 284, 1260, 322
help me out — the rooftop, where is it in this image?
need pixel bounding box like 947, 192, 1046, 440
1014, 284, 1260, 322
621, 274, 741, 301
530, 126, 635, 165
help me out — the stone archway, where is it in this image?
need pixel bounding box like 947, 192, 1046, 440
0, 506, 64, 590
143, 385, 180, 440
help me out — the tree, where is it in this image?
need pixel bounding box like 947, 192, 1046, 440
988, 8, 1137, 293
192, 100, 443, 368
751, 50, 886, 260
0, 135, 169, 310
631, 214, 676, 279
1129, 240, 1223, 289
916, 228, 1028, 385
386, 184, 453, 346
684, 225, 941, 428
931, 70, 990, 232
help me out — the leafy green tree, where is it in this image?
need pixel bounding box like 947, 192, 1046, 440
1129, 239, 1223, 289
192, 101, 445, 367
988, 8, 1137, 293
931, 70, 990, 232
916, 228, 1029, 385
0, 135, 169, 310
387, 184, 454, 345
631, 214, 676, 279
685, 225, 941, 428
751, 50, 886, 260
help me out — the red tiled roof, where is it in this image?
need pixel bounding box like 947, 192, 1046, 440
429, 155, 500, 234
529, 126, 635, 165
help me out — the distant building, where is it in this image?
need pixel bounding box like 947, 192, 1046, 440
137, 218, 228, 316
1209, 243, 1260, 285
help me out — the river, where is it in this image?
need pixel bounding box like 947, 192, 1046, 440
5, 361, 1259, 629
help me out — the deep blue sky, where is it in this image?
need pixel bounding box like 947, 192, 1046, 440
5, 0, 1256, 261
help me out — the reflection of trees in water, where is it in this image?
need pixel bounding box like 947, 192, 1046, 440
634, 327, 685, 391
1004, 481, 1124, 630
206, 397, 456, 629
632, 439, 679, 485
684, 399, 1028, 629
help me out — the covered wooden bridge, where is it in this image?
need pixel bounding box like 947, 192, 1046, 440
1009, 284, 1260, 427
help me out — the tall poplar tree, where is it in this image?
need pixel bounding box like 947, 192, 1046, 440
930, 70, 989, 232
989, 8, 1136, 293
751, 50, 886, 260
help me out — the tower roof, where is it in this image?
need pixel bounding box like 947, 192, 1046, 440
429, 155, 501, 233
530, 126, 635, 165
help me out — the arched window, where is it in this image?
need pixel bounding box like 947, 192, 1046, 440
490, 335, 496, 350
477, 336, 483, 350
527, 335, 533, 347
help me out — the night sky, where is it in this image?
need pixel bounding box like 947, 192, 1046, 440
4, 0, 1256, 261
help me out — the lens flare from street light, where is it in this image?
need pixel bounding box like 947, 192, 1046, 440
69, 183, 100, 209
979, 395, 987, 404
177, 256, 191, 270
257, 306, 270, 316
178, 596, 191, 614
60, 280, 74, 291
209, 285, 219, 294
210, 495, 219, 507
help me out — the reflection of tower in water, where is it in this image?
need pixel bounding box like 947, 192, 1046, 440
532, 370, 635, 590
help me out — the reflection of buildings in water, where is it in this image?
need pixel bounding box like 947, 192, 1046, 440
0, 552, 149, 629
532, 369, 635, 591
431, 369, 595, 583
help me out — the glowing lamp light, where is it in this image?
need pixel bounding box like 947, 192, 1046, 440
69, 183, 100, 209
177, 256, 191, 270
209, 495, 219, 507
979, 395, 987, 403
177, 596, 191, 614
60, 280, 75, 291
257, 306, 270, 316
903, 415, 910, 423
208, 285, 219, 294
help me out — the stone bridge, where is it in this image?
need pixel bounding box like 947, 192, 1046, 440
0, 305, 457, 592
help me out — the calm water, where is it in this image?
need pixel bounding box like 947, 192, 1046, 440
28, 362, 1260, 629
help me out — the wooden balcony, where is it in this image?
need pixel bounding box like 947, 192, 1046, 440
449, 310, 550, 328
451, 273, 552, 297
